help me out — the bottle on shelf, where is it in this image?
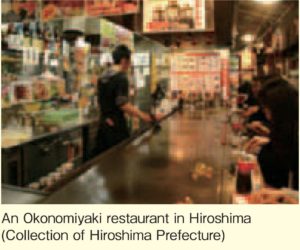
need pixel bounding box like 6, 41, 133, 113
153, 7, 160, 22
36, 22, 44, 52
54, 26, 61, 57
6, 23, 14, 49
15, 23, 24, 51
43, 24, 51, 50
48, 25, 56, 53
179, 4, 194, 29
23, 23, 31, 48
11, 23, 19, 50
29, 24, 35, 65
31, 23, 39, 65
22, 23, 30, 65
167, 0, 180, 30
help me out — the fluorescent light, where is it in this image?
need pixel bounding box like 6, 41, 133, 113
254, 0, 281, 4
242, 34, 255, 43
75, 37, 86, 48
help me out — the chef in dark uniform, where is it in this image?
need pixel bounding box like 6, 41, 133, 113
96, 45, 159, 153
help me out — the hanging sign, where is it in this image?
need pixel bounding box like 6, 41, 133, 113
144, 0, 205, 33
41, 0, 84, 22
170, 52, 221, 94
86, 0, 139, 17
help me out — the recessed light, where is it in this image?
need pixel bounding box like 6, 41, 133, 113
254, 0, 281, 4
242, 34, 255, 43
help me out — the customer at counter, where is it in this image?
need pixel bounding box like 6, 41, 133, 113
244, 76, 260, 111
237, 80, 252, 109
246, 79, 298, 190
96, 45, 160, 153
245, 76, 270, 136
249, 188, 298, 204
178, 93, 185, 111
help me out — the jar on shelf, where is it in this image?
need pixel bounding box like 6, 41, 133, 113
185, 4, 194, 29
157, 6, 165, 22
179, 5, 188, 30
179, 4, 194, 30
166, 0, 180, 30
152, 7, 160, 22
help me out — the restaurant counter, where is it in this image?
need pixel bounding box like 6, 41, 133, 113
2, 184, 46, 204
1, 115, 100, 187
40, 109, 234, 204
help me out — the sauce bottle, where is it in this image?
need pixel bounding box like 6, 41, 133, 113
236, 153, 255, 194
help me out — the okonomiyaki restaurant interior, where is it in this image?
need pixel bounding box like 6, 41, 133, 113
1, 0, 299, 204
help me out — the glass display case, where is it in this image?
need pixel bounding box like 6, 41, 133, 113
1, 14, 171, 191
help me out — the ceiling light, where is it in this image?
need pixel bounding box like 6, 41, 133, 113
255, 42, 264, 49
254, 0, 281, 4
242, 34, 255, 43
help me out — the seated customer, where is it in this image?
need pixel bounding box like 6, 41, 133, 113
244, 76, 261, 109
241, 77, 268, 137
246, 120, 270, 137
249, 188, 298, 204
246, 76, 286, 136
237, 81, 252, 109
246, 77, 269, 136
246, 79, 298, 190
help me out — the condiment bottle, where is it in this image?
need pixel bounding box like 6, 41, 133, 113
236, 153, 255, 194
7, 23, 14, 49
36, 22, 44, 52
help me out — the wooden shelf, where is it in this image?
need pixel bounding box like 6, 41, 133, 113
2, 57, 22, 63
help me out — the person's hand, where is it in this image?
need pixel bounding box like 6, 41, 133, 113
105, 118, 114, 127
243, 106, 259, 117
140, 113, 152, 123
245, 136, 270, 153
247, 121, 270, 136
141, 113, 164, 123
249, 188, 298, 204
154, 113, 164, 121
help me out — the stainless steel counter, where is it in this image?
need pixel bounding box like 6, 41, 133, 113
41, 109, 234, 204
2, 185, 46, 204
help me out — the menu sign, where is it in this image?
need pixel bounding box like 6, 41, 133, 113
86, 0, 139, 17
41, 0, 84, 22
144, 0, 205, 33
170, 52, 221, 93
133, 53, 150, 66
